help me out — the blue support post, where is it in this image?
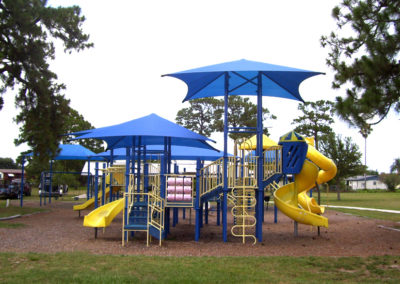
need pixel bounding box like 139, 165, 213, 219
204, 201, 208, 225
222, 71, 229, 242
173, 163, 178, 226
137, 138, 141, 194
144, 146, 149, 193
20, 156, 25, 207
87, 158, 91, 200
217, 199, 221, 226
94, 162, 99, 209
256, 71, 264, 242
39, 172, 43, 206
124, 147, 130, 242
195, 158, 201, 241
101, 163, 106, 205
49, 160, 53, 204
109, 149, 114, 202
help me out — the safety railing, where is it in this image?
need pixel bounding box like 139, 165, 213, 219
229, 156, 258, 188
147, 191, 165, 246
263, 146, 282, 181
199, 157, 224, 198
106, 165, 125, 186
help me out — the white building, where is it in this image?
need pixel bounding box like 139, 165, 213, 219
346, 175, 388, 190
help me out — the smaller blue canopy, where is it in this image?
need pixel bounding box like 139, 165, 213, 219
162, 59, 324, 102
95, 145, 227, 161
72, 113, 216, 150
27, 144, 103, 161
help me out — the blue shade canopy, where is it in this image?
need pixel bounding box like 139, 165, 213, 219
27, 144, 104, 161
95, 145, 227, 161
162, 59, 324, 102
72, 113, 216, 150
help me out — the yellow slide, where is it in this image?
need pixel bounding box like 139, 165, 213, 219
83, 198, 124, 228
298, 144, 337, 215
73, 186, 112, 211
274, 143, 337, 228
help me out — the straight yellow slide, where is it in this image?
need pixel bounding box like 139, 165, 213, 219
274, 144, 337, 228
83, 198, 124, 228
73, 187, 111, 211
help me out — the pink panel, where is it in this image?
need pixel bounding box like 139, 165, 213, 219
167, 186, 176, 192
175, 187, 184, 194
183, 194, 192, 201
167, 177, 174, 185
175, 194, 184, 201
184, 187, 192, 194
167, 194, 175, 201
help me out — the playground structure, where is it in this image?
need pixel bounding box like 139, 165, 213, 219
68, 59, 338, 246
74, 129, 336, 246
17, 59, 336, 246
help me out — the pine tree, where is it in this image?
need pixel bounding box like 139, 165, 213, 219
291, 100, 334, 150
0, 0, 92, 165
321, 0, 400, 130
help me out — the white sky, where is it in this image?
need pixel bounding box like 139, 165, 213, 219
0, 0, 398, 173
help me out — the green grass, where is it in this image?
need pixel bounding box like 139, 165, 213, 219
332, 208, 400, 222
0, 252, 399, 283
0, 201, 46, 218
0, 201, 45, 229
320, 192, 400, 210
314, 191, 400, 221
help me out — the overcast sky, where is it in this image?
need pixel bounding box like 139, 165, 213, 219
0, 0, 398, 173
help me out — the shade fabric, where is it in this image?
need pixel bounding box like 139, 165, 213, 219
95, 145, 227, 161
162, 59, 323, 102
71, 113, 216, 150
26, 144, 104, 161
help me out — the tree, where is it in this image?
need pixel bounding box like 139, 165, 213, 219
21, 106, 104, 184
0, 0, 93, 165
291, 100, 335, 150
217, 96, 276, 141
321, 0, 400, 131
176, 98, 223, 137
60, 108, 104, 154
176, 96, 276, 141
319, 133, 365, 200
380, 173, 400, 192
0, 157, 18, 169
390, 158, 400, 174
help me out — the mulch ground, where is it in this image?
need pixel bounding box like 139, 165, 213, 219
0, 199, 399, 257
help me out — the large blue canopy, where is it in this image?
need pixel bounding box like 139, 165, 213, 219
162, 59, 324, 102
95, 145, 227, 161
27, 144, 103, 161
72, 113, 216, 150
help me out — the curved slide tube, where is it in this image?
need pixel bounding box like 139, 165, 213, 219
274, 145, 337, 228
298, 145, 337, 215
83, 198, 124, 228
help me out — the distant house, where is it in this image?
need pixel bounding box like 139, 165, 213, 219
0, 169, 22, 185
346, 175, 388, 190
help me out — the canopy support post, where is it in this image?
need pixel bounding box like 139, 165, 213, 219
222, 71, 229, 242
256, 71, 264, 242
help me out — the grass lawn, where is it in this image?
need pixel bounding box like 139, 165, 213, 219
319, 192, 400, 210
314, 191, 400, 222
0, 252, 399, 283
